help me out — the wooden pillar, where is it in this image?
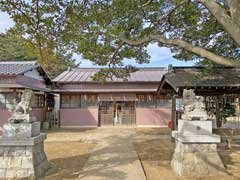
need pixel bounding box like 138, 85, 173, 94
215, 96, 221, 127
172, 95, 177, 130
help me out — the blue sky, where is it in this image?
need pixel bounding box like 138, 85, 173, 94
0, 11, 196, 67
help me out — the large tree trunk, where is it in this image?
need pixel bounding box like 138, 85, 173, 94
198, 0, 240, 46
226, 0, 240, 28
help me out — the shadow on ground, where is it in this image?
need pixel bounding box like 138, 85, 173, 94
134, 128, 240, 180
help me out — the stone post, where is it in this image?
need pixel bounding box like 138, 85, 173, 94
171, 89, 225, 176
0, 89, 48, 179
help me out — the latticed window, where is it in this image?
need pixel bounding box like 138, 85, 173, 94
155, 96, 172, 108
61, 94, 81, 108
81, 94, 98, 108
136, 94, 172, 108
32, 94, 45, 108
61, 94, 98, 108
136, 95, 155, 107
0, 92, 21, 110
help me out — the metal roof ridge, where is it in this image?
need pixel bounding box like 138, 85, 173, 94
71, 67, 167, 71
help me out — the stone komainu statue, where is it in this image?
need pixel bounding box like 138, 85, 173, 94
182, 89, 208, 121
8, 89, 36, 123
14, 89, 33, 114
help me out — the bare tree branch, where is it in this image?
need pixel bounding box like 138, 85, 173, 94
108, 42, 124, 68
117, 34, 240, 67
140, 0, 152, 8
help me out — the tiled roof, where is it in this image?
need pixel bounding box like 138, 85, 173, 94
53, 67, 167, 83
0, 61, 39, 75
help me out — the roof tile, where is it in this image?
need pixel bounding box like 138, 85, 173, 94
0, 61, 38, 75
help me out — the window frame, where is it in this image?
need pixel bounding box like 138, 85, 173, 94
32, 94, 45, 108
136, 94, 172, 108
60, 94, 98, 109
0, 92, 21, 110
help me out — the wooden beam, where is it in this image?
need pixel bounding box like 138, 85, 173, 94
172, 95, 177, 131
215, 96, 221, 127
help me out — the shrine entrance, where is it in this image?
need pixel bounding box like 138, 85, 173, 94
99, 101, 136, 126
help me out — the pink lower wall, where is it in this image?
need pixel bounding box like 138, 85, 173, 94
0, 109, 12, 134
60, 108, 98, 127
32, 108, 47, 122
0, 108, 46, 135
136, 108, 171, 126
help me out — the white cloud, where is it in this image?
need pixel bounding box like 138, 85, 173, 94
73, 53, 101, 67
0, 11, 15, 33
147, 43, 174, 62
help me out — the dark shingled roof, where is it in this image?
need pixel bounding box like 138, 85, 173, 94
53, 67, 167, 83
158, 67, 240, 92
0, 61, 52, 85
0, 61, 39, 75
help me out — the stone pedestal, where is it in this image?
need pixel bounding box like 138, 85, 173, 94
8, 113, 37, 123
171, 120, 225, 176
3, 122, 40, 138
0, 133, 48, 179
0, 122, 48, 179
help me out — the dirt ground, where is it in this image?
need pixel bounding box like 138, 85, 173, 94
134, 128, 240, 180
44, 128, 97, 142
4, 127, 240, 180
42, 141, 95, 180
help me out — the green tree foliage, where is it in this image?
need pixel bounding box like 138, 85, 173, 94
0, 0, 239, 79
0, 31, 76, 78
0, 31, 35, 61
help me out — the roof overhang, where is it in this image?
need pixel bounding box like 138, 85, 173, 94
52, 89, 157, 93
0, 84, 51, 92
157, 75, 178, 94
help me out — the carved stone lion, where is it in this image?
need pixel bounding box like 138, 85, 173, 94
182, 89, 208, 121
14, 89, 32, 114
8, 89, 36, 123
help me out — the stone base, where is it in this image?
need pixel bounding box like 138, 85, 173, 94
171, 141, 225, 176
0, 133, 49, 179
172, 132, 221, 143
178, 120, 212, 135
3, 122, 40, 138
8, 114, 37, 123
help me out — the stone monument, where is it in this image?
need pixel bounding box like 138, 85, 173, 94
171, 89, 225, 176
0, 89, 48, 179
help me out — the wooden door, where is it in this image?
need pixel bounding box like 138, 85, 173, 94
118, 102, 136, 125
99, 101, 114, 126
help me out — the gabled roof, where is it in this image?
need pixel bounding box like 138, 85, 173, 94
53, 67, 167, 83
158, 66, 240, 93
0, 61, 52, 85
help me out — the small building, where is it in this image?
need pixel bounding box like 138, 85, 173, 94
0, 61, 53, 133
53, 68, 172, 127
158, 66, 240, 129
1, 62, 239, 131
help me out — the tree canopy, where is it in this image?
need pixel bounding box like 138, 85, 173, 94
0, 31, 35, 61
0, 0, 239, 79
0, 31, 76, 78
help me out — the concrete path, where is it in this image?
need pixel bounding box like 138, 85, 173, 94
78, 128, 146, 180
